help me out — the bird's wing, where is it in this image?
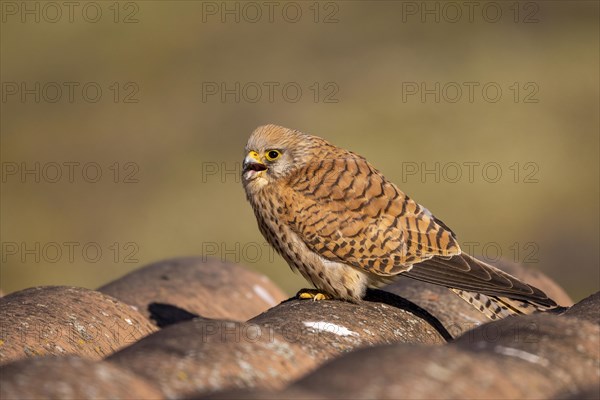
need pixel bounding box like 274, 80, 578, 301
405, 253, 558, 307
281, 155, 460, 276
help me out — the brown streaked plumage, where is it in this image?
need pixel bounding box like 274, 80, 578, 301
241, 124, 559, 319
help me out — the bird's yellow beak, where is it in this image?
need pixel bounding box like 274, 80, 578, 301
243, 151, 267, 175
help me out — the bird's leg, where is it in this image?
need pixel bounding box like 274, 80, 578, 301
296, 288, 332, 301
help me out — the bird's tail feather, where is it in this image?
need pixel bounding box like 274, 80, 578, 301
450, 289, 555, 320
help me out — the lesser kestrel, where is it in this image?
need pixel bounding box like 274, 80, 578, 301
241, 124, 558, 319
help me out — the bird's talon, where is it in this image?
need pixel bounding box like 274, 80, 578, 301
313, 293, 328, 301
296, 289, 331, 301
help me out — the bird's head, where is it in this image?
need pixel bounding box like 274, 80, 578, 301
242, 124, 319, 193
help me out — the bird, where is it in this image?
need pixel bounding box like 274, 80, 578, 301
241, 124, 559, 320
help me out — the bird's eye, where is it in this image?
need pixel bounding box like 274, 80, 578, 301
265, 150, 281, 161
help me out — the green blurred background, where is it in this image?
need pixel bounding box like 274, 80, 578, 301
1, 1, 598, 301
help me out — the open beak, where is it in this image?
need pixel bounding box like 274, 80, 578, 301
242, 151, 267, 176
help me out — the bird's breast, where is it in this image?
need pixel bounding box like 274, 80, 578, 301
249, 193, 370, 301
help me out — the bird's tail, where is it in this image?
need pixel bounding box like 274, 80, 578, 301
449, 289, 556, 320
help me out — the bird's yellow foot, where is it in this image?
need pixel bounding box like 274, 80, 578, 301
296, 289, 332, 301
